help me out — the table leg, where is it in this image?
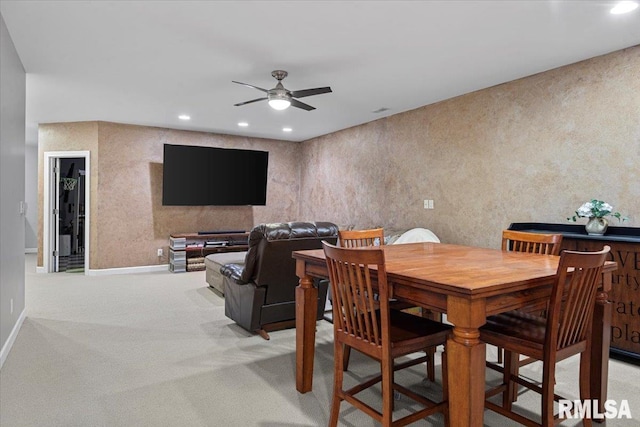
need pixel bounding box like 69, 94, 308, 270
591, 271, 612, 421
446, 296, 487, 427
296, 265, 318, 393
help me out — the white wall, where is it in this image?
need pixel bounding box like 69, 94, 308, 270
25, 144, 38, 251
0, 13, 26, 367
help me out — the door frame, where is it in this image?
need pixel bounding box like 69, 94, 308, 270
43, 151, 91, 274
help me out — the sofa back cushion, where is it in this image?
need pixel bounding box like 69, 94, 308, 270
240, 221, 338, 304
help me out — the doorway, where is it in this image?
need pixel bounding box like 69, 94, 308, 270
43, 151, 91, 274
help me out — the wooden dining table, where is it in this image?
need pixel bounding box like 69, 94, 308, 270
293, 242, 616, 427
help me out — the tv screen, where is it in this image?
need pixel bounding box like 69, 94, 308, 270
162, 144, 268, 206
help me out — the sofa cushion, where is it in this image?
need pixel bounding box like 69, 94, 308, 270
206, 251, 247, 266
205, 251, 247, 295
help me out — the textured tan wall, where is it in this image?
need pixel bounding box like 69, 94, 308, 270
38, 122, 99, 266
39, 122, 302, 269
94, 123, 301, 269
38, 47, 640, 268
299, 46, 640, 249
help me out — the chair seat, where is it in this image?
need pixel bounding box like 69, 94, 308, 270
481, 311, 546, 360
388, 300, 416, 311
389, 309, 451, 350
342, 309, 451, 354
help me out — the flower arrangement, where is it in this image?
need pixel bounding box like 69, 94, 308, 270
567, 199, 627, 222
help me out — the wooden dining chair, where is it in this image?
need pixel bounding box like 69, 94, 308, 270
323, 242, 451, 427
339, 227, 385, 248
501, 230, 563, 256
337, 228, 436, 379
496, 230, 563, 366
337, 228, 385, 371
480, 246, 610, 427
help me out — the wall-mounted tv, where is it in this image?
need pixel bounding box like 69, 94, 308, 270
162, 144, 268, 206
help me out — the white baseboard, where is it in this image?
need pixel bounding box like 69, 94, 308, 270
35, 264, 169, 275
25, 248, 37, 254
0, 308, 26, 370
87, 264, 169, 276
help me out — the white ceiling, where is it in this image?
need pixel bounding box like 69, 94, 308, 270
2, 1, 639, 144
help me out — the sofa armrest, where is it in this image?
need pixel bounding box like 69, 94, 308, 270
220, 263, 246, 284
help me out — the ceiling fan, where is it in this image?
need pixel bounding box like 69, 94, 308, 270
233, 70, 332, 111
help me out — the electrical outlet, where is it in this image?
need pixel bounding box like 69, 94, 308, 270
157, 248, 163, 257
423, 199, 434, 209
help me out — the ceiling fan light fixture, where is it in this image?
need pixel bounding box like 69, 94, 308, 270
268, 97, 291, 110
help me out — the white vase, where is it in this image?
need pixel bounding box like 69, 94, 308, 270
585, 217, 608, 235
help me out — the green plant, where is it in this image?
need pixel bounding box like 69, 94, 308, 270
567, 199, 627, 222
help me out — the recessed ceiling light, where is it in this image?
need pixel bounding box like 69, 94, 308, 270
238, 122, 249, 127
282, 127, 292, 132
610, 1, 638, 14
178, 114, 191, 120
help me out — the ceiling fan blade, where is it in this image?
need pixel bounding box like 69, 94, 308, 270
290, 87, 332, 98
234, 97, 268, 107
232, 81, 269, 93
290, 99, 316, 111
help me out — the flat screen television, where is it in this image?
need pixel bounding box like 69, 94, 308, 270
162, 144, 268, 206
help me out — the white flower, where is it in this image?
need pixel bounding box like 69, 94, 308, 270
577, 203, 594, 217
568, 199, 626, 222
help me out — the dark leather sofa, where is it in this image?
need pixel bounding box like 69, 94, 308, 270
222, 221, 338, 339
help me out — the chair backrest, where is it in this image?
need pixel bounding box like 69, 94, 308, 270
323, 242, 389, 351
338, 228, 384, 248
501, 230, 563, 255
546, 246, 610, 356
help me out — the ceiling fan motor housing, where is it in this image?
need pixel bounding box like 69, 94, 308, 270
271, 70, 288, 81
269, 83, 291, 102
269, 71, 291, 101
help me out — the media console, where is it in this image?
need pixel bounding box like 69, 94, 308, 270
509, 222, 640, 361
169, 231, 249, 273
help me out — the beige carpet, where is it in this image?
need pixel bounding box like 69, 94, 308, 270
0, 254, 638, 426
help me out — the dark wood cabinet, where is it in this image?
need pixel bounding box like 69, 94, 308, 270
509, 223, 640, 360
169, 231, 249, 272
